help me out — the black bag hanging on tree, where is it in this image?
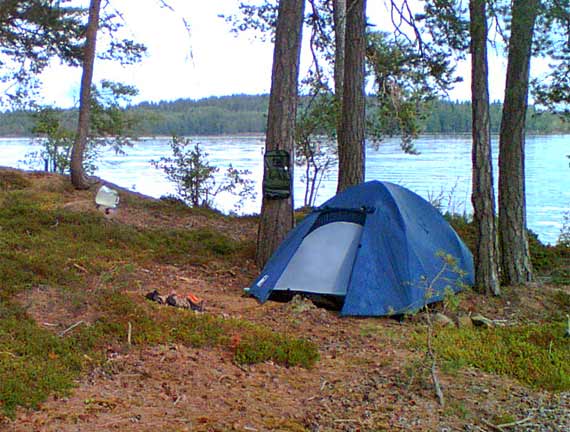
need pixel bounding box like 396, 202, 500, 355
263, 149, 291, 199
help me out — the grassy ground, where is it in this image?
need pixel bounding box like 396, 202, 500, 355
1, 168, 569, 431
0, 169, 317, 418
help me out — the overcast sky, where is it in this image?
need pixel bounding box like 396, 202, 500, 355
37, 0, 516, 108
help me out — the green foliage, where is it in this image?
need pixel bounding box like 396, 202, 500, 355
88, 80, 140, 150
531, 0, 570, 118
22, 81, 139, 175
445, 214, 570, 285
295, 93, 337, 207
26, 107, 76, 174
2, 96, 569, 136
528, 222, 570, 285
366, 32, 442, 153
419, 322, 570, 391
0, 1, 145, 107
152, 136, 256, 211
0, 1, 84, 105
133, 94, 270, 136
559, 212, 570, 247
417, 0, 469, 54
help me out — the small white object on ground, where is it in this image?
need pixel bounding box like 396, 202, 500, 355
95, 185, 120, 214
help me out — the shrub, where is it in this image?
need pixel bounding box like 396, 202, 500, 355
559, 212, 570, 247
152, 136, 255, 211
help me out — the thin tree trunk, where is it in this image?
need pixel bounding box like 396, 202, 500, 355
337, 0, 366, 193
470, 0, 500, 295
255, 0, 305, 268
70, 0, 101, 189
498, 0, 539, 285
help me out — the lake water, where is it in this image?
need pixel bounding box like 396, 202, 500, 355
1, 134, 569, 245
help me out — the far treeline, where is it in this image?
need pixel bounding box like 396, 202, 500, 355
0, 95, 568, 137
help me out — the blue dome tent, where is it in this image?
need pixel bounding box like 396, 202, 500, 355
249, 181, 474, 316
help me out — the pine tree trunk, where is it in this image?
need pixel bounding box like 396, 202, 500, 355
498, 0, 538, 285
337, 0, 366, 193
255, 0, 305, 268
333, 0, 346, 134
70, 0, 100, 190
469, 0, 500, 295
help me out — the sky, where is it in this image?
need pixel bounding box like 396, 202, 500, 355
36, 0, 517, 108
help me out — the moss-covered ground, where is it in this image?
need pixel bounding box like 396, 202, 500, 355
1, 168, 569, 431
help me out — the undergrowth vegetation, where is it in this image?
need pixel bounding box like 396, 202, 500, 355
0, 303, 85, 416
447, 214, 570, 285
0, 189, 244, 298
0, 176, 318, 418
2, 169, 570, 421
416, 322, 570, 391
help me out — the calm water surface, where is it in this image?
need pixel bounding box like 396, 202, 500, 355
2, 134, 568, 244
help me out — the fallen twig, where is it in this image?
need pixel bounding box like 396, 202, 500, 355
425, 310, 445, 406
72, 263, 89, 273
497, 415, 533, 428
60, 320, 84, 336
481, 419, 505, 432
127, 322, 132, 346
481, 415, 533, 431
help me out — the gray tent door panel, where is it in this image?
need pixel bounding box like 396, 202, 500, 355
273, 221, 363, 296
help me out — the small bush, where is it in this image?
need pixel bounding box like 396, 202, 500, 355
558, 212, 570, 249
446, 214, 475, 252
152, 136, 256, 211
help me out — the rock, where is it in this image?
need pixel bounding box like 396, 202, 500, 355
457, 315, 473, 328
433, 313, 454, 327
471, 313, 494, 328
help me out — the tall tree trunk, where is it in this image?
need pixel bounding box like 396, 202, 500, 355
70, 0, 101, 190
498, 0, 539, 285
255, 0, 305, 268
469, 0, 500, 295
333, 0, 346, 134
337, 0, 366, 193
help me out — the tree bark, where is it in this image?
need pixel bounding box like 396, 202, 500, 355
469, 0, 500, 295
70, 0, 101, 190
333, 0, 346, 130
498, 0, 539, 285
255, 0, 305, 268
337, 0, 366, 193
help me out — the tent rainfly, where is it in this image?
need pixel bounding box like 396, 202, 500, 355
249, 181, 474, 317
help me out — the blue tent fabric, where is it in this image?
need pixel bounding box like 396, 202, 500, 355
249, 181, 474, 316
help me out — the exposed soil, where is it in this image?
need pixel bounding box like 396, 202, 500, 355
2, 171, 569, 431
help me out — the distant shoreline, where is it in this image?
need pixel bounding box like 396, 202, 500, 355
1, 132, 570, 141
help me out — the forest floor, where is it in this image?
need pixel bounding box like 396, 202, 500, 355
0, 168, 569, 432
